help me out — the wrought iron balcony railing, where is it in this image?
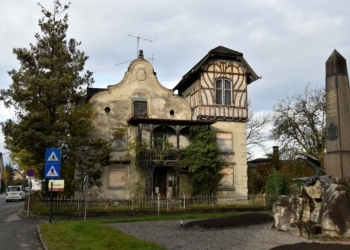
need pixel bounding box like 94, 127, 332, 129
138, 149, 179, 166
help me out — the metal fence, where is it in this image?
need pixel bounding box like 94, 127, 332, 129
24, 193, 269, 213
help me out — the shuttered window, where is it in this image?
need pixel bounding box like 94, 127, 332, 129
133, 101, 148, 117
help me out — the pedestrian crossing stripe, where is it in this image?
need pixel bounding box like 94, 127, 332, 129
47, 151, 59, 162
46, 165, 59, 177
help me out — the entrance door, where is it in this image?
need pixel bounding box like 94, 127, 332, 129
153, 167, 167, 197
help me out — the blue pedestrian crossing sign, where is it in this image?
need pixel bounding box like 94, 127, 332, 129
45, 163, 60, 178
45, 148, 61, 162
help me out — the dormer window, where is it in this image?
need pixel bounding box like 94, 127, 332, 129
215, 79, 232, 105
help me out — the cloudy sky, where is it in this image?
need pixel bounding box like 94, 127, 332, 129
1, 0, 350, 163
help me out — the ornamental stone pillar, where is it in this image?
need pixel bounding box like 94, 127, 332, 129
324, 50, 350, 179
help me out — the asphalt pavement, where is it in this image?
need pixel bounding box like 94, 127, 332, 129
0, 193, 46, 250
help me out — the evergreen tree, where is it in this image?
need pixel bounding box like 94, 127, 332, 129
264, 168, 287, 206
180, 125, 223, 195
0, 1, 111, 195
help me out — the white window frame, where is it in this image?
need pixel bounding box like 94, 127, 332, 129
215, 79, 232, 105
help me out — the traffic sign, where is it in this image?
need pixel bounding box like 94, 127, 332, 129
26, 168, 35, 177
45, 163, 60, 178
45, 148, 61, 163
48, 179, 64, 192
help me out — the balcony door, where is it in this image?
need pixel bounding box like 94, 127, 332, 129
153, 133, 164, 149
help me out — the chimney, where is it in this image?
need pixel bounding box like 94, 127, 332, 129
272, 146, 279, 161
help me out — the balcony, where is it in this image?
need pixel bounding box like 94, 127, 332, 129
138, 149, 180, 167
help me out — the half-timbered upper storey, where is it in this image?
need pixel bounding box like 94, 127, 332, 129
173, 46, 259, 121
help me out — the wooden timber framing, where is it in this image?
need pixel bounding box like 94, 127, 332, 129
173, 46, 259, 122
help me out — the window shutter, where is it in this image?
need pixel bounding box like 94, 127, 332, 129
134, 101, 148, 117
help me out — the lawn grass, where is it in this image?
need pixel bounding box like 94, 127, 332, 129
39, 212, 254, 250
40, 220, 166, 250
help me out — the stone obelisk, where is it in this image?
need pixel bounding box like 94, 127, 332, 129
324, 50, 350, 179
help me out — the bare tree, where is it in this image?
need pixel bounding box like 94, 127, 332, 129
270, 84, 326, 162
246, 101, 272, 160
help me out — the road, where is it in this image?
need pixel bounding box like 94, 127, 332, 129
0, 191, 24, 213
0, 193, 45, 249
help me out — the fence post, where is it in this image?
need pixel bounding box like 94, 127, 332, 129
157, 193, 160, 216
84, 175, 88, 221
132, 194, 134, 211
183, 194, 185, 210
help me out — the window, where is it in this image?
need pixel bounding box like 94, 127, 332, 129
216, 132, 232, 153
109, 169, 126, 188
153, 133, 164, 149
133, 100, 148, 117
110, 128, 127, 151
215, 79, 232, 105
218, 167, 234, 190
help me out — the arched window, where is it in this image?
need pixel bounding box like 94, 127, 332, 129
215, 79, 232, 105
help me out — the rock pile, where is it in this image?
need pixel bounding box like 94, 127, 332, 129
273, 180, 350, 239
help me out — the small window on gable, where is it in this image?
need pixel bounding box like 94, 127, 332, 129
133, 100, 148, 117
215, 79, 232, 105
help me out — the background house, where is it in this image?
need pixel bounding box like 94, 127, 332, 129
86, 46, 259, 199
247, 146, 315, 194
13, 169, 24, 181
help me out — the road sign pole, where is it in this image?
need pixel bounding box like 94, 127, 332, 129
27, 179, 31, 218
45, 148, 61, 223
49, 180, 53, 223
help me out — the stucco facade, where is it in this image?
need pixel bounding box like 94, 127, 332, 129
86, 47, 259, 199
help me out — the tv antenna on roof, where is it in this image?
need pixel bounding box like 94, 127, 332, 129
123, 31, 156, 58
148, 54, 155, 63
115, 60, 133, 66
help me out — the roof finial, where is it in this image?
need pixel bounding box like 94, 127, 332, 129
138, 50, 144, 59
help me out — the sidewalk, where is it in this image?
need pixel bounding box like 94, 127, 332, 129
0, 205, 46, 249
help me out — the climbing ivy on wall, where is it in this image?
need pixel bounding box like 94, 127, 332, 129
112, 127, 128, 139
180, 125, 223, 196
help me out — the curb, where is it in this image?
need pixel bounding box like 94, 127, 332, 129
37, 225, 48, 250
